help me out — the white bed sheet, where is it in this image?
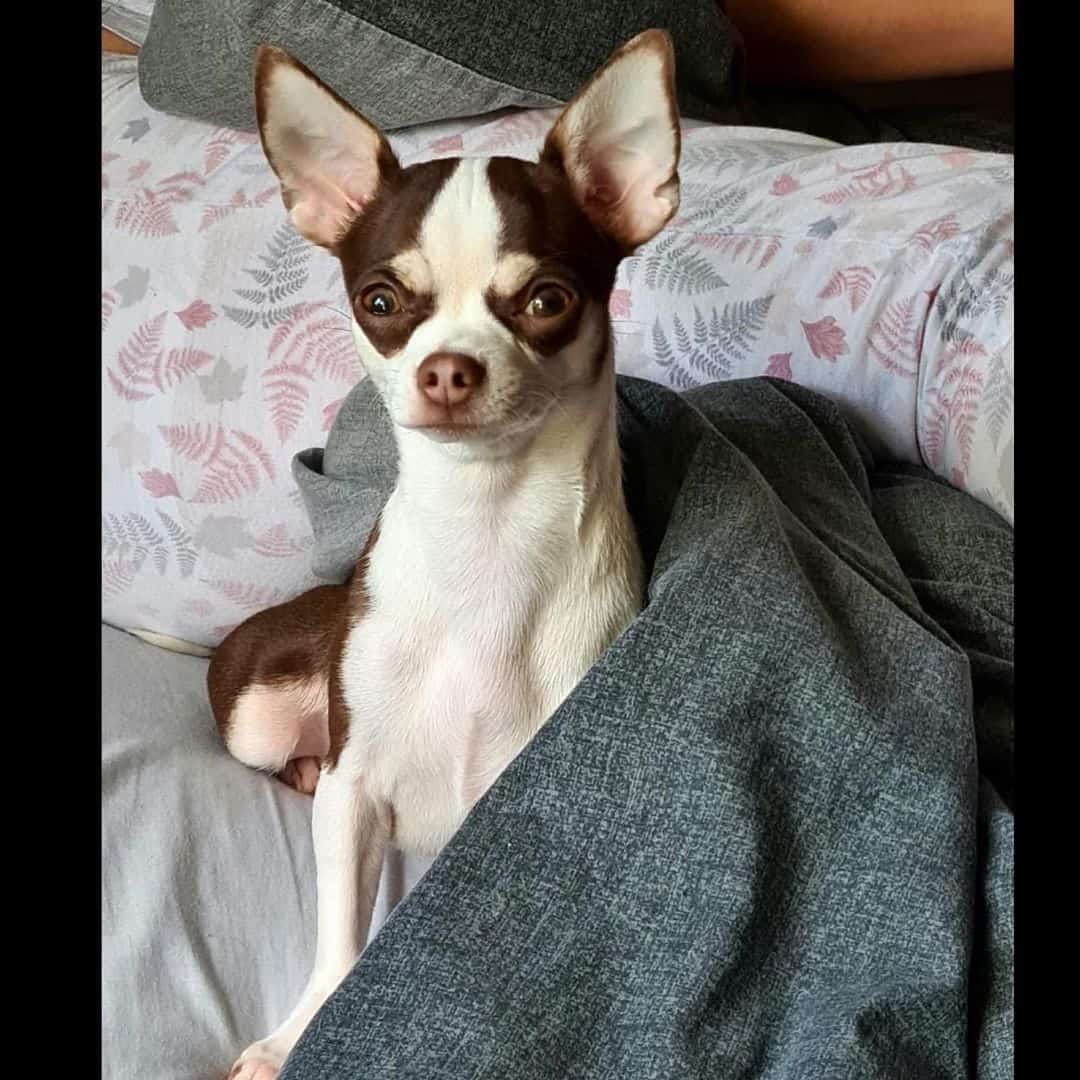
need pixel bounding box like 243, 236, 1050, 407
102, 624, 431, 1079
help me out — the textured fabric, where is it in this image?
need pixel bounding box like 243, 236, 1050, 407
137, 0, 742, 132
101, 623, 432, 1080
102, 1, 155, 46
278, 375, 1012, 1079
101, 55, 1014, 648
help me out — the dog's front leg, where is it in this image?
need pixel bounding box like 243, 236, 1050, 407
229, 769, 387, 1080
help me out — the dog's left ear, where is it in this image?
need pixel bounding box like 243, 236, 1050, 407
542, 29, 680, 252
254, 45, 399, 249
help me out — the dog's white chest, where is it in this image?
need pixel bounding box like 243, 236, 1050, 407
334, 430, 642, 857
337, 532, 581, 855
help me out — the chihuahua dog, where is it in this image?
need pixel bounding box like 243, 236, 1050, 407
209, 29, 680, 1079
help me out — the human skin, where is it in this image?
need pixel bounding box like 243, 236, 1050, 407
725, 0, 1014, 84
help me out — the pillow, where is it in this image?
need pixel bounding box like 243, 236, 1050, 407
102, 57, 1013, 649
137, 0, 744, 133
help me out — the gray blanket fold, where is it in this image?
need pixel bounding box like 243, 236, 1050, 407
287, 375, 1013, 1079
138, 0, 743, 132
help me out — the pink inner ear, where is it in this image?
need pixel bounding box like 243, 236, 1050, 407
298, 171, 357, 241
584, 163, 618, 207
575, 147, 674, 247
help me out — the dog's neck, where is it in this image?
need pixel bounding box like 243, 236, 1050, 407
388, 359, 625, 555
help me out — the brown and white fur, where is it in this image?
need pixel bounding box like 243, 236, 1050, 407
209, 31, 681, 1080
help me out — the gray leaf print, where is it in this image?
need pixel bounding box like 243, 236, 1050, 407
198, 357, 247, 404
122, 118, 150, 143
113, 265, 150, 308
194, 515, 256, 558
808, 216, 839, 239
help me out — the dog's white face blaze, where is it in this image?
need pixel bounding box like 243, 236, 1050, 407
350, 158, 607, 450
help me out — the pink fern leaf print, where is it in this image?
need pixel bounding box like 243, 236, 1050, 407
801, 317, 849, 362
694, 232, 782, 270
160, 422, 228, 465
114, 172, 204, 239
157, 347, 212, 390
323, 397, 345, 431
765, 353, 793, 380
202, 128, 253, 176
770, 173, 800, 196
263, 304, 359, 443
203, 578, 289, 611
102, 150, 118, 190
254, 524, 312, 558
908, 213, 961, 256
187, 428, 275, 504
108, 312, 168, 400
102, 560, 139, 601
817, 152, 916, 205
264, 367, 315, 444
114, 190, 180, 238
283, 313, 358, 382
921, 364, 985, 473
102, 290, 116, 333
126, 160, 152, 183
254, 186, 278, 207
818, 266, 876, 313
199, 189, 249, 232
106, 369, 152, 401
140, 469, 180, 498
155, 171, 206, 200
935, 337, 987, 381
233, 430, 277, 481
866, 295, 927, 378
269, 302, 320, 356
176, 299, 217, 330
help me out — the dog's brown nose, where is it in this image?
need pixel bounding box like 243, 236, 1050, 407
416, 352, 486, 407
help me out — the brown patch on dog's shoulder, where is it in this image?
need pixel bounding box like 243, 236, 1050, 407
208, 583, 348, 742
336, 160, 458, 357
325, 516, 382, 771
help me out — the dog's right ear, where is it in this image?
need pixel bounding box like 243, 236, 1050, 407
542, 29, 680, 253
254, 46, 399, 249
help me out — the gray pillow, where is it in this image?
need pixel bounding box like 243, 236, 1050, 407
137, 0, 744, 133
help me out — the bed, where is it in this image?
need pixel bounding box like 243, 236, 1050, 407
101, 16, 1013, 1077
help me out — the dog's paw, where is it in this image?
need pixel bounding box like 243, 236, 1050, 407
227, 1042, 285, 1080
227, 1063, 279, 1080
279, 756, 321, 795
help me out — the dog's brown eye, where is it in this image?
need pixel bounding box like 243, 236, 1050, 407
526, 285, 573, 320
361, 286, 399, 317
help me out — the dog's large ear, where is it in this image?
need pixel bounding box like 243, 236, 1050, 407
254, 46, 399, 249
542, 29, 680, 252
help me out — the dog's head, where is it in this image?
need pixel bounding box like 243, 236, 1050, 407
256, 31, 680, 454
